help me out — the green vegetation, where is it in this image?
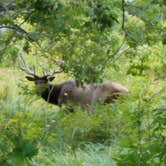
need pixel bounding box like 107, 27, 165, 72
0, 0, 166, 165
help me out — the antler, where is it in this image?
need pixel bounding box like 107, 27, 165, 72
18, 51, 38, 77
18, 51, 63, 77
46, 69, 63, 77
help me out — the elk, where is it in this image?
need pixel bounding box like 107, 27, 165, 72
19, 53, 128, 113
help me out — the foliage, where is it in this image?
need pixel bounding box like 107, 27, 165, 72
0, 0, 165, 165
0, 0, 165, 84
30, 144, 117, 166
0, 71, 165, 165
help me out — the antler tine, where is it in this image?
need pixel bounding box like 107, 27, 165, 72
32, 65, 36, 75
18, 51, 37, 77
42, 67, 47, 76
47, 68, 63, 77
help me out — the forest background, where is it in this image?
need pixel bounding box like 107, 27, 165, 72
0, 0, 165, 165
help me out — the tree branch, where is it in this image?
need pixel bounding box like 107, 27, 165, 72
0, 25, 34, 42
19, 10, 35, 26
122, 0, 125, 30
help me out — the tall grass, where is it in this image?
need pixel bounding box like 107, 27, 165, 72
30, 144, 116, 166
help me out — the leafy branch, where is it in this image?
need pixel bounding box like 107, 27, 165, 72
0, 25, 34, 42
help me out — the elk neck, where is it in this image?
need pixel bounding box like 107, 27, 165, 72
40, 83, 62, 105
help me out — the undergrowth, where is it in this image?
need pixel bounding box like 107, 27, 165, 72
0, 70, 165, 166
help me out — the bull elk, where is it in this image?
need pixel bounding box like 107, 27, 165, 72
19, 52, 128, 113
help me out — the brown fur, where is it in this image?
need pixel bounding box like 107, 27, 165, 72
59, 81, 128, 111
26, 76, 128, 112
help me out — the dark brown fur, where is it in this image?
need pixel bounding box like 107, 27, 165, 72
41, 84, 62, 105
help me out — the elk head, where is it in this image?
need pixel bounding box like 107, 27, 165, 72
19, 51, 62, 94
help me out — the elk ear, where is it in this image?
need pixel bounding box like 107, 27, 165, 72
25, 76, 35, 81
48, 76, 55, 82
